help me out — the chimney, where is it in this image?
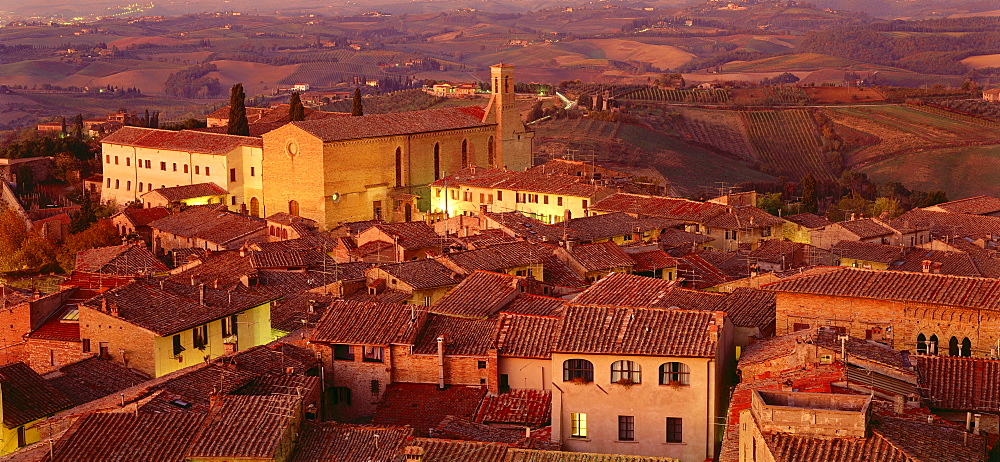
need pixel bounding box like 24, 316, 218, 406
850, 213, 856, 221
921, 260, 932, 273
437, 335, 446, 390
199, 283, 206, 305
213, 279, 221, 289
307, 299, 317, 314
190, 275, 199, 286
109, 302, 119, 317
932, 262, 943, 274
101, 298, 108, 313
159, 279, 165, 290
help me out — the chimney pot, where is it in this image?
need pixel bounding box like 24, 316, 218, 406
199, 283, 206, 305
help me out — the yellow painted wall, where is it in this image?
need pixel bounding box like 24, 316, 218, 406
430, 185, 596, 224
837, 258, 890, 270
153, 302, 272, 377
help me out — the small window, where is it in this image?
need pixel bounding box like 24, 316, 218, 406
333, 344, 354, 361
126, 181, 131, 191
82, 338, 91, 353
563, 359, 594, 382
544, 195, 549, 204
172, 335, 184, 356
195, 165, 200, 175
478, 360, 487, 369
363, 346, 383, 363
250, 167, 255, 177
230, 168, 237, 182
497, 190, 503, 201
192, 324, 208, 350
205, 166, 210, 176
916, 333, 927, 354
184, 164, 189, 173
371, 379, 381, 394
114, 156, 119, 165
138, 183, 143, 192
126, 157, 130, 166
99, 342, 110, 359
557, 197, 563, 206
666, 417, 683, 443
105, 155, 110, 163
571, 413, 587, 438
332, 386, 351, 405
115, 179, 120, 189
761, 227, 772, 237
146, 160, 151, 169
611, 360, 641, 384
618, 415, 634, 441
160, 161, 166, 171
49, 349, 57, 367
659, 362, 690, 386
792, 323, 810, 331
929, 335, 939, 355
222, 315, 238, 337
582, 199, 588, 209
107, 178, 111, 188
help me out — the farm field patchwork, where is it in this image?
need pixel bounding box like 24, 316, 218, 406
860, 145, 1000, 199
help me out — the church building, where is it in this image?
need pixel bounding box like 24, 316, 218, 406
260, 64, 533, 228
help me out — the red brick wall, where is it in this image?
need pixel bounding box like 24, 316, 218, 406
26, 338, 84, 374
390, 345, 498, 393
775, 292, 1000, 357
79, 307, 157, 376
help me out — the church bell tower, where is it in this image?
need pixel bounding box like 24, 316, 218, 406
483, 63, 533, 171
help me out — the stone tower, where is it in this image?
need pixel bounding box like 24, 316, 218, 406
483, 63, 533, 171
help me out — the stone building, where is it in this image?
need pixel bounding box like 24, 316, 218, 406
763, 266, 1000, 358
261, 64, 532, 228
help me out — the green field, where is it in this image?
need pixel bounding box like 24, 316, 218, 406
721, 53, 857, 72
861, 145, 1000, 199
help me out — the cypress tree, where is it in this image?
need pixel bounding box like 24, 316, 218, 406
801, 173, 818, 214
289, 92, 305, 121
72, 114, 84, 138
351, 88, 363, 116
227, 83, 250, 136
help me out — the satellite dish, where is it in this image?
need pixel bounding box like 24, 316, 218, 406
331, 193, 341, 203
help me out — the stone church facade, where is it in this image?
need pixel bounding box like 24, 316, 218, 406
260, 64, 533, 228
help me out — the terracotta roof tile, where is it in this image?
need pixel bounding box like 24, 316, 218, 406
762, 266, 1000, 311
143, 182, 228, 202
405, 438, 511, 462
289, 422, 412, 462
626, 249, 678, 272
784, 212, 833, 229
370, 221, 441, 250
563, 212, 682, 242
430, 415, 524, 443
350, 240, 394, 258
270, 291, 334, 333
914, 355, 1000, 411
677, 253, 736, 288
717, 288, 775, 330
567, 241, 635, 272
592, 193, 728, 223
496, 313, 560, 359
149, 206, 266, 248
443, 242, 549, 273
102, 126, 261, 154
892, 248, 983, 277
47, 413, 206, 462
379, 259, 459, 289
747, 239, 802, 264
289, 106, 487, 141
740, 327, 909, 370
475, 389, 551, 427
74, 243, 168, 276
46, 357, 149, 406
483, 212, 573, 243
117, 206, 170, 227
704, 206, 786, 229
835, 218, 896, 239
371, 383, 486, 435
460, 228, 521, 248
832, 240, 905, 264
506, 448, 682, 461
658, 227, 715, 250
572, 272, 725, 310
186, 394, 300, 459
0, 362, 74, 428
430, 271, 522, 318
926, 195, 1000, 215
82, 280, 275, 336
501, 294, 565, 317
413, 314, 500, 356
555, 304, 722, 357
538, 254, 588, 288
893, 209, 1000, 239
312, 300, 422, 345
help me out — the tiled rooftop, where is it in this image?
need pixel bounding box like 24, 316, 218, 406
48, 413, 206, 462
371, 383, 486, 435
430, 167, 614, 199
289, 422, 412, 462
143, 182, 228, 202
591, 193, 728, 223
925, 195, 1000, 216
377, 259, 459, 289
484, 212, 572, 243
368, 221, 441, 250
82, 279, 275, 336
834, 217, 897, 238
116, 206, 170, 227
501, 294, 565, 317
763, 266, 1000, 310
914, 355, 1000, 411
628, 249, 678, 272
269, 291, 334, 333
572, 272, 725, 310
496, 313, 560, 359
717, 287, 775, 330
893, 209, 1000, 239
563, 212, 682, 242
149, 206, 266, 248
288, 106, 488, 142
102, 126, 262, 154
185, 395, 299, 459
404, 438, 511, 462
74, 243, 168, 276
475, 388, 551, 427
784, 212, 833, 229
567, 241, 635, 272
413, 314, 500, 356
703, 206, 786, 230
430, 415, 524, 443
45, 357, 149, 406
430, 270, 522, 318
442, 241, 549, 273
555, 304, 722, 357
0, 362, 74, 428
747, 239, 802, 264
312, 300, 422, 346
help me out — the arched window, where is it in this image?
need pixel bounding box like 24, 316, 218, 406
659, 362, 690, 385
611, 360, 641, 384
948, 336, 960, 356
126, 157, 130, 166
126, 181, 131, 191
961, 338, 972, 357
563, 359, 593, 383
268, 226, 275, 236
250, 197, 259, 217
461, 139, 469, 168
281, 229, 288, 239
138, 183, 143, 192
929, 335, 939, 355
916, 334, 927, 354
487, 136, 495, 167
433, 143, 441, 180
289, 200, 300, 217
395, 147, 402, 188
